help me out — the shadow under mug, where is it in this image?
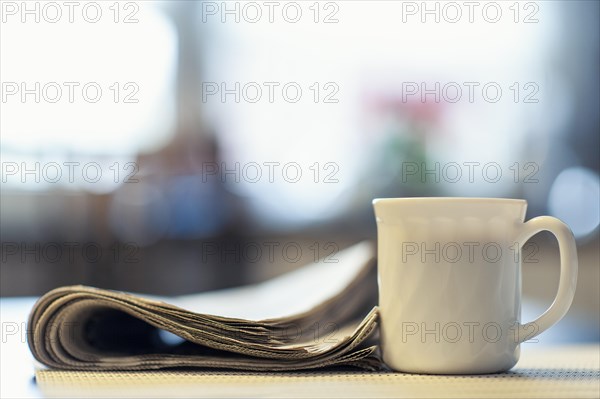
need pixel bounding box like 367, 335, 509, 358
373, 198, 578, 374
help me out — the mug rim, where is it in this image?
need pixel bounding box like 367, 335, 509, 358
372, 197, 527, 205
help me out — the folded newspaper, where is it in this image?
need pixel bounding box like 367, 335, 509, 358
28, 242, 384, 371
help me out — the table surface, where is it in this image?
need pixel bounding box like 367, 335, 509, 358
2, 298, 599, 399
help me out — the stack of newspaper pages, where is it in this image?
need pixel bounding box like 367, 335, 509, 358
28, 242, 384, 371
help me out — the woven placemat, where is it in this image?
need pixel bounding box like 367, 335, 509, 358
36, 345, 600, 398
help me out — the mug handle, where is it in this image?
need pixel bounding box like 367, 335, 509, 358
514, 216, 578, 343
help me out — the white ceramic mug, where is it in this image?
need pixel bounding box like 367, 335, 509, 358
373, 198, 578, 374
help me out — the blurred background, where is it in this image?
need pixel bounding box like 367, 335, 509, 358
1, 1, 598, 342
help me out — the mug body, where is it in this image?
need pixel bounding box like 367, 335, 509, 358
374, 198, 527, 374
